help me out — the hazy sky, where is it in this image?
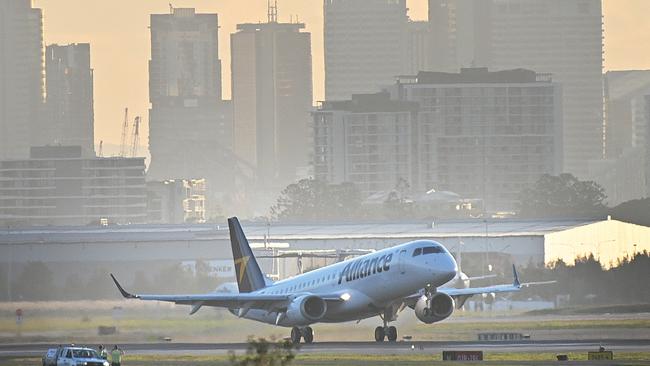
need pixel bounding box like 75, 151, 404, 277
33, 0, 650, 151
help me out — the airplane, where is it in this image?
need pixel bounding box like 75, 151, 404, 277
258, 245, 492, 289
257, 248, 376, 274
111, 217, 548, 344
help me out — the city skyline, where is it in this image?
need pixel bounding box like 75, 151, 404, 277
33, 0, 650, 151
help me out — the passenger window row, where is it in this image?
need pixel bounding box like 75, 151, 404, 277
263, 272, 339, 295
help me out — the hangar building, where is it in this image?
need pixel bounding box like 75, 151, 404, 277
1, 218, 649, 285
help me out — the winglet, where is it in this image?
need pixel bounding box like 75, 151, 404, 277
110, 274, 138, 299
512, 265, 521, 288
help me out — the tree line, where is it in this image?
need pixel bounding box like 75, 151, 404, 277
512, 251, 650, 305
0, 261, 226, 302
268, 175, 649, 226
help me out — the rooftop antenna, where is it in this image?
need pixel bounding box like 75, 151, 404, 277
268, 0, 278, 23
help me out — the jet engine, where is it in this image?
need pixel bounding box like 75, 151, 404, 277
284, 295, 328, 325
414, 292, 454, 324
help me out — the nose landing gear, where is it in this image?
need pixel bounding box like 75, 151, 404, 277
290, 326, 314, 344
374, 309, 398, 342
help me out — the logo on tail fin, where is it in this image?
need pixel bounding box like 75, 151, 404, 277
228, 217, 266, 293
234, 255, 250, 283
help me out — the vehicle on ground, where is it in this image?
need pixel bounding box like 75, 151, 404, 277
111, 217, 550, 344
43, 346, 108, 366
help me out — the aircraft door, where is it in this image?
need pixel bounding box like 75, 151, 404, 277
398, 249, 407, 274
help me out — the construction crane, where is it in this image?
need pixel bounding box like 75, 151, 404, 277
130, 116, 140, 157
268, 0, 278, 23
119, 108, 129, 157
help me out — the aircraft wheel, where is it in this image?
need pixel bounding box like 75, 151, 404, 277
387, 326, 398, 342
374, 326, 385, 342
303, 327, 314, 344
290, 326, 302, 344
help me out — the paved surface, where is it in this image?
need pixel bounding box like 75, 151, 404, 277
2, 339, 650, 357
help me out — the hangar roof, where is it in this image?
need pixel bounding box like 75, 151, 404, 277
0, 219, 603, 244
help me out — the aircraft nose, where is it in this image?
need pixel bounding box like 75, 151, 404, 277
440, 253, 458, 283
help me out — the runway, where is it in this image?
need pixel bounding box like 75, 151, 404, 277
2, 339, 650, 358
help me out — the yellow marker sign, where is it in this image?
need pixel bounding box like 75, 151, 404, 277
234, 256, 250, 283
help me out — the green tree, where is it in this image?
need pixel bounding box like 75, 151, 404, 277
517, 173, 606, 218
383, 178, 414, 219
609, 198, 650, 226
229, 337, 296, 366
270, 179, 362, 221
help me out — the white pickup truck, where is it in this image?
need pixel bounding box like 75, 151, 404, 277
42, 346, 109, 366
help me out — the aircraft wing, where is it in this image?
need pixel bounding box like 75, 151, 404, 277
406, 265, 555, 309
110, 274, 344, 313
439, 283, 521, 297
466, 274, 498, 281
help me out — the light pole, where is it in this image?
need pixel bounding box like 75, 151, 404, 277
484, 219, 491, 275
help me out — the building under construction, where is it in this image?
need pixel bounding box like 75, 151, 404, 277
147, 8, 234, 199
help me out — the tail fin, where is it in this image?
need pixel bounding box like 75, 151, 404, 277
228, 217, 266, 293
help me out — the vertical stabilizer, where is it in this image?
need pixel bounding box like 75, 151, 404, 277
228, 217, 266, 293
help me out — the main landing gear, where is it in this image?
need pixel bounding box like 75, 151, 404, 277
374, 325, 397, 342
374, 309, 398, 342
290, 326, 314, 344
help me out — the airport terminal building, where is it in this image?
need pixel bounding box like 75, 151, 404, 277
1, 217, 649, 286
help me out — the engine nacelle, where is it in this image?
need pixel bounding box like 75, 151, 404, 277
415, 292, 455, 324
284, 295, 327, 325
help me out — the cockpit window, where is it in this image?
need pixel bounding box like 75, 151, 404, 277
413, 248, 422, 256
422, 246, 442, 254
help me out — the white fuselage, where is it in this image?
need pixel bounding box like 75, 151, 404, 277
230, 240, 457, 327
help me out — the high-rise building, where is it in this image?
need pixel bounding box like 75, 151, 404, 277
0, 0, 44, 160
148, 8, 233, 195
393, 68, 563, 212
645, 95, 650, 197
404, 21, 431, 76
43, 43, 94, 156
312, 92, 419, 196
428, 0, 604, 178
231, 20, 313, 189
603, 70, 650, 158
0, 146, 146, 227
428, 0, 456, 73
324, 0, 407, 100
315, 68, 562, 212
586, 71, 650, 205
